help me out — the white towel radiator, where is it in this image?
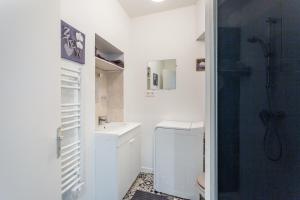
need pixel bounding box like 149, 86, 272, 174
57, 66, 84, 197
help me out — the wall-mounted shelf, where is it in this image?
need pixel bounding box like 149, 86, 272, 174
95, 34, 123, 55
197, 32, 205, 41
95, 57, 124, 71
95, 33, 124, 71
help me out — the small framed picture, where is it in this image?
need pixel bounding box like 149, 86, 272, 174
153, 73, 158, 86
196, 58, 205, 71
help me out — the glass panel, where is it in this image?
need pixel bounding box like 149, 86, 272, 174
217, 0, 300, 199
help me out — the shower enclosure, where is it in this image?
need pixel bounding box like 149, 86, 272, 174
217, 0, 300, 199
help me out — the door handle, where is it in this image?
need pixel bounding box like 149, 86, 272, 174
57, 126, 64, 158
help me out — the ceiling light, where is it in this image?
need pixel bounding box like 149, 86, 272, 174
152, 0, 165, 3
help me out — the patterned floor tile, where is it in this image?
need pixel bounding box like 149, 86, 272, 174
123, 173, 187, 200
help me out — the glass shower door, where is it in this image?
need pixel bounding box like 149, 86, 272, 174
217, 0, 300, 199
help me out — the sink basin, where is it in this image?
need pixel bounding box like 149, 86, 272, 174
97, 122, 128, 131
95, 122, 140, 136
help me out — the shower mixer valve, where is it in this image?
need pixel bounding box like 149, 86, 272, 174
259, 110, 285, 126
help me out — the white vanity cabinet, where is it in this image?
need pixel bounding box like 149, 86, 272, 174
95, 123, 141, 200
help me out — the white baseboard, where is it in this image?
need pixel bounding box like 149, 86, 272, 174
141, 166, 153, 174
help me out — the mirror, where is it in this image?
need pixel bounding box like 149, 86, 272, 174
147, 59, 177, 90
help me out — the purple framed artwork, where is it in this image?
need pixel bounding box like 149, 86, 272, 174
61, 20, 85, 64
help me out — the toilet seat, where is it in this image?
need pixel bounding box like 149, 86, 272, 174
197, 175, 205, 199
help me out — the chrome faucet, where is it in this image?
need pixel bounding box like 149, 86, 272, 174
98, 116, 108, 125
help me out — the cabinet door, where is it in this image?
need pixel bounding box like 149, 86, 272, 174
0, 2, 61, 200
130, 133, 141, 181
117, 138, 133, 199
117, 130, 141, 199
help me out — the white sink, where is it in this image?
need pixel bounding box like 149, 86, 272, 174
96, 122, 128, 131
95, 122, 140, 136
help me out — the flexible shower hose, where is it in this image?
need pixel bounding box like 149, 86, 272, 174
264, 120, 282, 161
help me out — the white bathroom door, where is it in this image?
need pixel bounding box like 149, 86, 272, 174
0, 1, 61, 200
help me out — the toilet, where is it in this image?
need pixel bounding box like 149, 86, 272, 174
197, 175, 205, 200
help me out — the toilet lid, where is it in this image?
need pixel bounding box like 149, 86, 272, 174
197, 175, 205, 190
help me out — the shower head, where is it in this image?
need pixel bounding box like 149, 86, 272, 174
247, 36, 270, 58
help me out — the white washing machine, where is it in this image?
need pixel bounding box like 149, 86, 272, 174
154, 121, 204, 200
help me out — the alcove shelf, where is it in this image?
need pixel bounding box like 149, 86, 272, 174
197, 32, 205, 41
95, 33, 124, 71
95, 57, 124, 71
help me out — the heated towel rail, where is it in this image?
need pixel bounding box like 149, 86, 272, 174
58, 66, 84, 197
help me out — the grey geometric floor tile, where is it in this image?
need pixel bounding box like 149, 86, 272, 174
123, 173, 187, 200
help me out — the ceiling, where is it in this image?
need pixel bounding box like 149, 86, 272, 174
119, 0, 198, 18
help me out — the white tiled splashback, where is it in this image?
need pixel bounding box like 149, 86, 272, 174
95, 69, 124, 123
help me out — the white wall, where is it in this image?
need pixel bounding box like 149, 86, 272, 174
60, 0, 130, 199
125, 5, 206, 171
